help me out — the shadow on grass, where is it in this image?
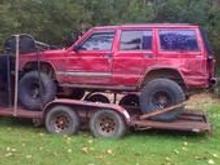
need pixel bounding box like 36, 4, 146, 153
127, 128, 210, 139
0, 117, 211, 140
0, 117, 36, 128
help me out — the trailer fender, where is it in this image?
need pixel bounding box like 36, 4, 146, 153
43, 99, 131, 124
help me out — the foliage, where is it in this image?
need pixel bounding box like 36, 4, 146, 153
0, 0, 220, 63
214, 77, 220, 97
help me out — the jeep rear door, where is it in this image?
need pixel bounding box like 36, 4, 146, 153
112, 28, 155, 88
65, 30, 115, 85
156, 27, 208, 88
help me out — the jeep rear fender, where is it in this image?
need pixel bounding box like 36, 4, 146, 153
138, 67, 185, 88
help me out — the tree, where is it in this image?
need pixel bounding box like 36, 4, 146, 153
0, 0, 219, 65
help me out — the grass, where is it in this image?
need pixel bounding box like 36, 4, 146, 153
0, 95, 219, 165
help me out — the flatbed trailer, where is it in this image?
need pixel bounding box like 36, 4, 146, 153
0, 34, 212, 138
0, 98, 211, 138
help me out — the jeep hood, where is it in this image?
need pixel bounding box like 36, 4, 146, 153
41, 48, 67, 55
21, 48, 67, 57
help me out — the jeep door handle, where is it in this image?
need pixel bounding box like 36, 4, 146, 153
144, 54, 154, 58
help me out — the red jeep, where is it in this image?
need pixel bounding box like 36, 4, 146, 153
17, 24, 216, 121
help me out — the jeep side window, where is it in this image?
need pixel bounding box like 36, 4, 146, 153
79, 32, 114, 51
120, 30, 152, 50
159, 30, 199, 51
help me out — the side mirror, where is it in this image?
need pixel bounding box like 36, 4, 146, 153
73, 45, 81, 52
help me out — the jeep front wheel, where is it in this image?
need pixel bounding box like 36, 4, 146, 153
18, 71, 57, 110
139, 78, 186, 121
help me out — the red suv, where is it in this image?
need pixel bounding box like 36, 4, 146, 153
17, 24, 216, 121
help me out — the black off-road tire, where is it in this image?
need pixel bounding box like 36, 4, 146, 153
18, 71, 56, 110
85, 93, 110, 103
58, 88, 85, 100
139, 78, 186, 121
89, 110, 127, 138
119, 94, 139, 107
70, 88, 85, 99
45, 105, 80, 135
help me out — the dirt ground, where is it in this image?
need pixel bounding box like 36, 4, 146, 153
187, 92, 220, 110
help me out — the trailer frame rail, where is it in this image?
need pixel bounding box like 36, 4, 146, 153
131, 109, 211, 133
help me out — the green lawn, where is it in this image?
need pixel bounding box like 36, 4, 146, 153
0, 95, 219, 165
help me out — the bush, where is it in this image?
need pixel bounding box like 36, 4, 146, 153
214, 78, 220, 97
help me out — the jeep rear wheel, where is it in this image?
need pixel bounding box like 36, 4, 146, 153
18, 71, 57, 110
139, 78, 186, 121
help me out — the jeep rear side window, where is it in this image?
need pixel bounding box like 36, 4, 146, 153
80, 32, 114, 51
159, 30, 199, 51
120, 30, 152, 50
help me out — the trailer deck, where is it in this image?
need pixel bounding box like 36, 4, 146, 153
131, 110, 211, 133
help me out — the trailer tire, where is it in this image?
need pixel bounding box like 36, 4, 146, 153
89, 110, 127, 138
45, 105, 79, 135
140, 78, 185, 121
18, 71, 56, 110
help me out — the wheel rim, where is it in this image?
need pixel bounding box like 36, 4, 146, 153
96, 115, 117, 137
27, 80, 44, 99
51, 112, 71, 133
30, 83, 40, 98
151, 91, 172, 109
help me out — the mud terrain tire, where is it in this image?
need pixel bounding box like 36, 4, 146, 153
139, 78, 185, 121
19, 71, 56, 110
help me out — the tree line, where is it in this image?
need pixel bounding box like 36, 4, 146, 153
0, 0, 220, 63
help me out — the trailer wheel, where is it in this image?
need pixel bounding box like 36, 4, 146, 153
89, 110, 126, 138
140, 78, 185, 121
19, 71, 56, 110
45, 105, 79, 135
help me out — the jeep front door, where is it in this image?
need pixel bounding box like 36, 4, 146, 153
65, 30, 115, 85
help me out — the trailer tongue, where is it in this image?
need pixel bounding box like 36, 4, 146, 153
0, 34, 212, 138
